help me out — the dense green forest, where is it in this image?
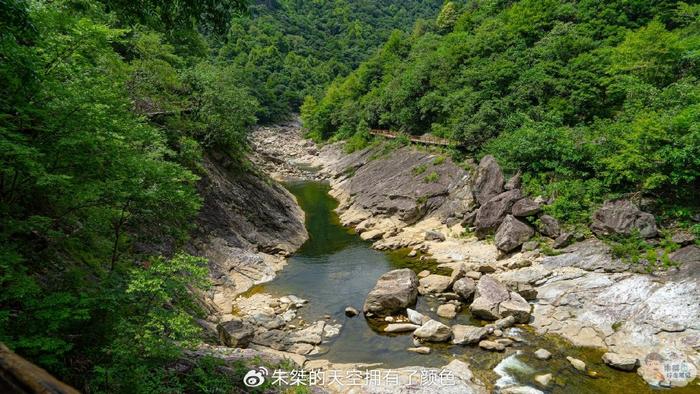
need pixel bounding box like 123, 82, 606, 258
303, 0, 700, 230
220, 0, 444, 122
0, 0, 441, 392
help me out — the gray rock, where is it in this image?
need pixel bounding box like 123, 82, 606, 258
507, 259, 533, 269
602, 352, 638, 371
470, 276, 510, 320
552, 232, 573, 249
452, 325, 488, 345
287, 321, 325, 345
496, 338, 514, 347
384, 323, 420, 333
478, 340, 505, 351
363, 269, 418, 316
495, 315, 516, 329
437, 303, 459, 319
453, 277, 477, 301
670, 245, 700, 265
512, 198, 541, 217
344, 306, 359, 317
425, 230, 446, 242
473, 155, 505, 205
498, 292, 532, 323
535, 373, 552, 387
406, 308, 428, 325
461, 210, 477, 227
495, 215, 535, 252
217, 319, 254, 348
505, 170, 522, 191
522, 241, 539, 251
477, 263, 497, 273
591, 200, 658, 238
671, 231, 696, 246
413, 320, 452, 342
534, 348, 551, 360
567, 356, 586, 371
538, 215, 561, 237
475, 189, 522, 238
407, 346, 431, 354
418, 274, 453, 295
288, 343, 315, 355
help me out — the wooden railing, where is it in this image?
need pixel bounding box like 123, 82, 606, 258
369, 129, 453, 146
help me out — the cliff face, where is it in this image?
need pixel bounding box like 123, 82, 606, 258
191, 153, 308, 315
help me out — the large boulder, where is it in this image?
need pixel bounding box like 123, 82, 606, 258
512, 198, 540, 217
217, 319, 254, 348
453, 277, 477, 301
452, 325, 488, 345
538, 215, 561, 237
469, 276, 510, 320
363, 269, 418, 316
418, 274, 453, 295
472, 155, 505, 205
470, 276, 532, 322
591, 200, 658, 238
505, 170, 522, 191
413, 320, 452, 342
475, 189, 522, 238
495, 215, 535, 252
498, 292, 532, 323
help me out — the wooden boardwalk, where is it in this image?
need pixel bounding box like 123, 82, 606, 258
369, 129, 452, 146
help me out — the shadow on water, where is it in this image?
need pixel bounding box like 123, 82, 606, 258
257, 181, 699, 393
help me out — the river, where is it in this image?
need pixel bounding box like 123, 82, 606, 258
254, 180, 697, 393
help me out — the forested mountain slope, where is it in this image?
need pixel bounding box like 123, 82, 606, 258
220, 0, 444, 121
0, 0, 440, 391
303, 0, 700, 231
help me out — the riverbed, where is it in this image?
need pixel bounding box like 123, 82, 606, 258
254, 180, 697, 393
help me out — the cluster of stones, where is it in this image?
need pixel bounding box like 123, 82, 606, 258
464, 155, 659, 254
359, 267, 537, 354
216, 294, 341, 356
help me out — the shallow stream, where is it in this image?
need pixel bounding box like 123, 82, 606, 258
255, 181, 696, 393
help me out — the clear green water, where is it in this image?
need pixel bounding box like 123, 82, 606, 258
257, 181, 699, 393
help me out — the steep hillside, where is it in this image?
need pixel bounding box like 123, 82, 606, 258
303, 0, 700, 234
219, 0, 444, 121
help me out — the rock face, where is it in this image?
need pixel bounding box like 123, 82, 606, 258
327, 146, 476, 226
591, 200, 658, 238
473, 155, 505, 205
364, 269, 419, 316
495, 215, 535, 252
453, 277, 477, 301
217, 319, 254, 348
413, 320, 452, 342
191, 155, 308, 314
475, 189, 522, 238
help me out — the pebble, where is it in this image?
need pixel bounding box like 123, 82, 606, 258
535, 373, 552, 387
567, 356, 586, 371
534, 348, 552, 360
407, 346, 431, 355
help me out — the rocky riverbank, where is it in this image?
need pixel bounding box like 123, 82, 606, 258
202, 120, 700, 392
